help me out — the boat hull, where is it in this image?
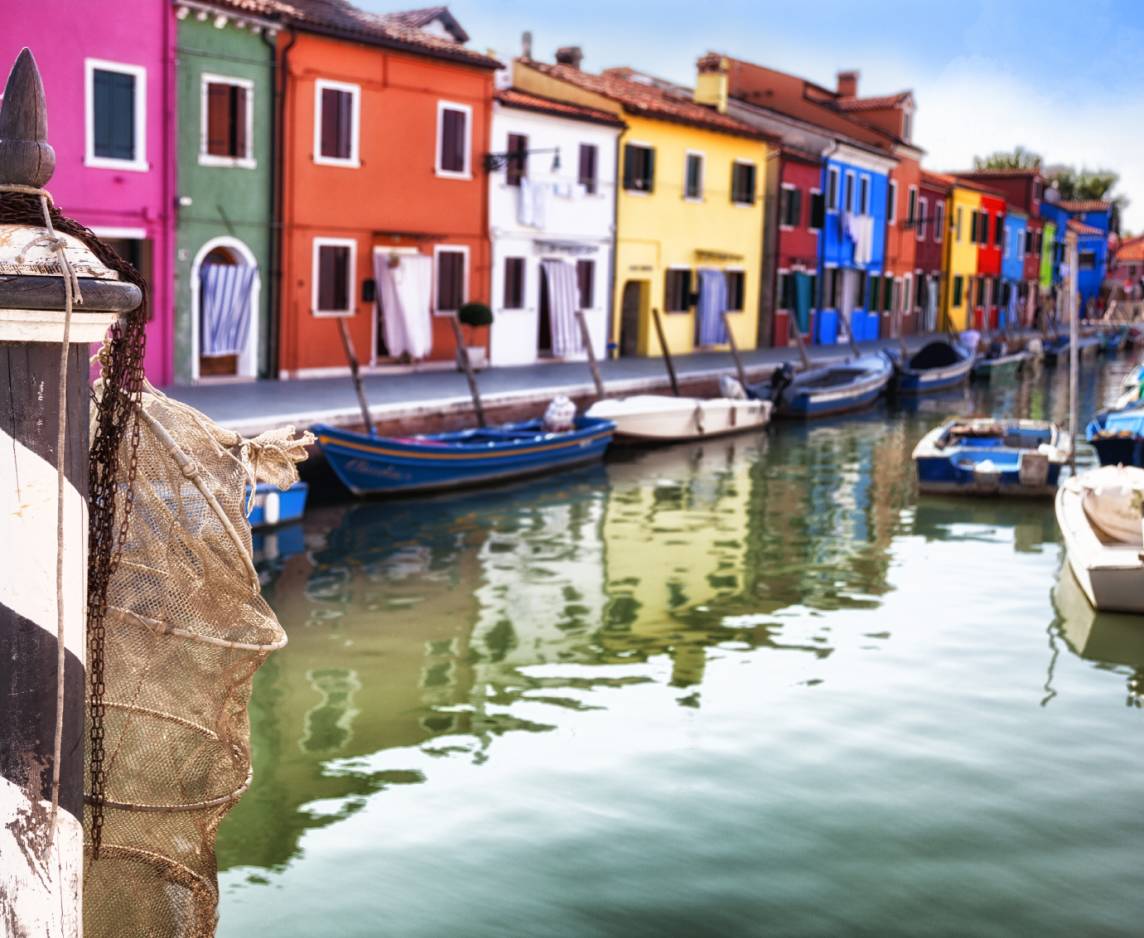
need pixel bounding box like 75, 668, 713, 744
895, 359, 974, 395
1090, 435, 1144, 468
774, 354, 893, 419
971, 352, 1026, 380
1056, 478, 1144, 613
313, 418, 615, 496
585, 395, 771, 443
248, 481, 309, 528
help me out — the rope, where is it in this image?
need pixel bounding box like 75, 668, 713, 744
0, 183, 84, 845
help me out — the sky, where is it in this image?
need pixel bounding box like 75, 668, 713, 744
367, 0, 1144, 230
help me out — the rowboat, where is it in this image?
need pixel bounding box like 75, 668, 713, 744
1055, 465, 1144, 613
247, 480, 309, 528
584, 394, 771, 443
913, 417, 1070, 497
970, 338, 1027, 380
1086, 403, 1144, 467
749, 353, 893, 419
312, 416, 615, 496
1042, 333, 1100, 364
888, 338, 974, 395
1052, 562, 1144, 673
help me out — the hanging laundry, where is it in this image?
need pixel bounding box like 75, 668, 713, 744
375, 252, 433, 359
531, 181, 550, 229
696, 268, 729, 346
540, 259, 582, 357
517, 178, 536, 227
200, 262, 256, 357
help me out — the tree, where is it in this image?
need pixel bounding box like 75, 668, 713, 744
1045, 166, 1127, 233
972, 146, 1042, 170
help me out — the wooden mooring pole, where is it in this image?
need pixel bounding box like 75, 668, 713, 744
336, 317, 375, 436
575, 309, 605, 398
448, 314, 487, 427
651, 307, 680, 396
720, 310, 749, 389
0, 49, 138, 937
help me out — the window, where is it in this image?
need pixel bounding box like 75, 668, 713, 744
882, 276, 893, 311
312, 238, 356, 317
902, 110, 912, 142
952, 275, 964, 307
85, 59, 146, 170
576, 259, 595, 308
684, 152, 704, 200
725, 270, 745, 311
859, 176, 870, 215
934, 202, 944, 242
202, 75, 252, 166
578, 144, 598, 194
844, 171, 855, 212
868, 273, 880, 309
916, 274, 926, 307
779, 185, 802, 227
731, 161, 757, 205
891, 278, 901, 315
503, 257, 525, 309
887, 179, 898, 223
437, 102, 471, 177
776, 270, 793, 310
955, 206, 963, 242
314, 80, 359, 166
994, 214, 1004, 247
434, 247, 467, 314
809, 190, 825, 230
917, 197, 928, 240
821, 267, 840, 308
907, 185, 918, 225
827, 167, 840, 211
902, 273, 913, 312
1079, 251, 1096, 270
623, 143, 655, 192
664, 269, 692, 312
505, 133, 528, 187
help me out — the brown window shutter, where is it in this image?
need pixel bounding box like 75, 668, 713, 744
506, 133, 527, 186
338, 91, 353, 159
232, 85, 247, 158
318, 246, 336, 310
439, 251, 463, 310
576, 260, 594, 308
320, 88, 339, 158
442, 109, 466, 172
332, 247, 350, 311
206, 83, 230, 156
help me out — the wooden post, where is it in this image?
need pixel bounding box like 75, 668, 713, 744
651, 307, 680, 396
336, 318, 374, 436
575, 309, 605, 399
0, 49, 137, 938
837, 304, 861, 357
1068, 237, 1079, 471
721, 310, 748, 389
448, 314, 487, 427
786, 309, 812, 370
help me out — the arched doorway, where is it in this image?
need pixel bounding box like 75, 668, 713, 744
191, 236, 260, 380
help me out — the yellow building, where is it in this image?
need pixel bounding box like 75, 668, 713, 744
942, 181, 980, 331
514, 57, 771, 357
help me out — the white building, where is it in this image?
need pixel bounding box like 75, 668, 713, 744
487, 86, 623, 366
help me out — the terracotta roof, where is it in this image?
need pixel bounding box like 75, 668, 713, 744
1115, 238, 1144, 262
187, 0, 300, 18
384, 6, 469, 42
1058, 199, 1111, 212
921, 169, 955, 189
275, 0, 500, 68
834, 92, 911, 112
495, 88, 625, 127
1067, 218, 1102, 236
522, 60, 771, 140
948, 172, 1007, 200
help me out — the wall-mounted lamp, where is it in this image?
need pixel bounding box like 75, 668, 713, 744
483, 147, 560, 174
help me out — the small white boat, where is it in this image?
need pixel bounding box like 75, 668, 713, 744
585, 393, 772, 443
1055, 465, 1144, 614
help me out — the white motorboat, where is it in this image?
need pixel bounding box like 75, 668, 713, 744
585, 393, 772, 443
1055, 465, 1144, 614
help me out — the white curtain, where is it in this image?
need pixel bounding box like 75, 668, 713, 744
541, 259, 582, 357
696, 268, 729, 346
375, 253, 433, 359
200, 263, 256, 357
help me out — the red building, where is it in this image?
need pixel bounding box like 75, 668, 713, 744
917, 171, 950, 331
975, 191, 1006, 330
772, 148, 823, 345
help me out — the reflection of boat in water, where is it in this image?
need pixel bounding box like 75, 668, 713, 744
912, 497, 1057, 553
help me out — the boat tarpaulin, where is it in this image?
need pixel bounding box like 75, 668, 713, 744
696, 267, 729, 346
376, 252, 433, 359
200, 262, 256, 357
541, 258, 582, 357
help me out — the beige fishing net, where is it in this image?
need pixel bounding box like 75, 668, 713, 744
83, 382, 311, 938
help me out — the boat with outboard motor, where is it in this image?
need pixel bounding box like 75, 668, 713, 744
747, 353, 893, 419
888, 337, 974, 395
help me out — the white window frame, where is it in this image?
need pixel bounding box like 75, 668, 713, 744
683, 150, 705, 202
85, 58, 148, 172
779, 183, 797, 229
433, 244, 470, 316
844, 170, 856, 213
935, 202, 944, 242
435, 100, 473, 179
199, 72, 255, 168
731, 159, 758, 206
860, 175, 871, 215
887, 179, 898, 224
313, 79, 361, 168
826, 167, 840, 212
917, 197, 928, 240
311, 236, 357, 317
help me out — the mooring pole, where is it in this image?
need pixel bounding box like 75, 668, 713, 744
651, 307, 680, 396
0, 49, 137, 937
721, 310, 749, 389
448, 314, 487, 427
1068, 236, 1079, 472
336, 317, 375, 436
575, 309, 605, 398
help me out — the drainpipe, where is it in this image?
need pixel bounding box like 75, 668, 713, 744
262, 25, 296, 380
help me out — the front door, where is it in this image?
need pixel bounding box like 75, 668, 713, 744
538, 265, 553, 356
619, 280, 645, 357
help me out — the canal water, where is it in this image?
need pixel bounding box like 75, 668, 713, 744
218, 356, 1143, 937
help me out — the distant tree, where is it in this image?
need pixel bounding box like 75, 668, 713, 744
973, 146, 1042, 170
1046, 166, 1127, 233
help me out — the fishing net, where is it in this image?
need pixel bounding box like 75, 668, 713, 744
83, 381, 312, 938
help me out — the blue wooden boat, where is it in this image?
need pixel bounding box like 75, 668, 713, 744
247, 481, 309, 528
748, 352, 892, 419
1099, 326, 1129, 354
889, 339, 974, 395
312, 417, 616, 496
1086, 404, 1144, 467
1043, 333, 1100, 364
913, 418, 1070, 497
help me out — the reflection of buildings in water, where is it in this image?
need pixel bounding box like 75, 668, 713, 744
911, 498, 1058, 555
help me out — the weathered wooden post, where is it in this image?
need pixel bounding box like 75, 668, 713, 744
575, 309, 605, 398
651, 307, 680, 397
0, 49, 140, 936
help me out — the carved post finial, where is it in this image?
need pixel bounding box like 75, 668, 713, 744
0, 47, 55, 188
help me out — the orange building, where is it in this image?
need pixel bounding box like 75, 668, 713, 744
275, 3, 499, 377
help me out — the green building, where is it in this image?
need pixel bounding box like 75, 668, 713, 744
1039, 220, 1056, 291
174, 1, 278, 382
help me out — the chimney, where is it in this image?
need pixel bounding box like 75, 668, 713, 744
555, 46, 583, 70
836, 69, 859, 98
694, 53, 728, 113
521, 31, 532, 60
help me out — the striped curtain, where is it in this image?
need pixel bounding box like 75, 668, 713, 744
541, 259, 582, 357
696, 268, 728, 346
200, 262, 256, 357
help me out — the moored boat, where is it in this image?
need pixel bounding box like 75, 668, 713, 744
1086, 404, 1144, 467
970, 338, 1028, 380
248, 480, 310, 528
585, 393, 771, 443
1055, 465, 1144, 613
913, 417, 1070, 497
1042, 333, 1100, 364
313, 415, 615, 496
749, 352, 892, 419
889, 338, 974, 395
1099, 326, 1129, 354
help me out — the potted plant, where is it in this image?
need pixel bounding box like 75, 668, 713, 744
458, 301, 493, 369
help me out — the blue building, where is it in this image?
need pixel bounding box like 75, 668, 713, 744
1061, 200, 1112, 309
1000, 210, 1027, 328
818, 143, 897, 342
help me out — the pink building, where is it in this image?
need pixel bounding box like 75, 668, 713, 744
0, 3, 175, 383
